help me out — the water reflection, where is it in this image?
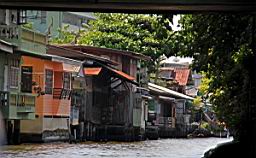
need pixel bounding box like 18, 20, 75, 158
0, 138, 232, 158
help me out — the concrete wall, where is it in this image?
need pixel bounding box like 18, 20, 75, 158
43, 117, 68, 131
21, 117, 43, 134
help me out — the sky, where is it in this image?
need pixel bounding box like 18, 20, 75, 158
171, 15, 181, 31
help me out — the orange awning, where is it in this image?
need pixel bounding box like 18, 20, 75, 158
84, 67, 102, 75
112, 69, 135, 81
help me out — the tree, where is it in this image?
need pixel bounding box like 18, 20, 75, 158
176, 14, 254, 143
51, 13, 175, 74
50, 25, 77, 44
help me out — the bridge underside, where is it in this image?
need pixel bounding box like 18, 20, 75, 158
0, 1, 255, 13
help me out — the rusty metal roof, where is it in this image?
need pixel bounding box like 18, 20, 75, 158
57, 45, 151, 61
149, 83, 194, 100
47, 44, 118, 65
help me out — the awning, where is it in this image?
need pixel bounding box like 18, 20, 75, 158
112, 69, 135, 81
108, 67, 138, 86
84, 67, 102, 75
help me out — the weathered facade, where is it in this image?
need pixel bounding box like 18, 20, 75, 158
0, 9, 48, 144
48, 45, 150, 141
148, 83, 193, 138
20, 55, 82, 142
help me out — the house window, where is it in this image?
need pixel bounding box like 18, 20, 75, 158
17, 10, 27, 24
9, 58, 20, 89
45, 69, 53, 94
21, 66, 33, 93
63, 72, 71, 89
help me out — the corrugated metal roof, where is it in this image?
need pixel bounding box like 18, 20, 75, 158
59, 45, 151, 61
47, 45, 119, 66
148, 83, 194, 100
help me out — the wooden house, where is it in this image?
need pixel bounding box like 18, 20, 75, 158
148, 83, 193, 138
48, 45, 150, 141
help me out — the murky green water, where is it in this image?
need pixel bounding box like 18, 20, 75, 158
0, 137, 232, 158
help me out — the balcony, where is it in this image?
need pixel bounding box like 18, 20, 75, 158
0, 91, 36, 120
0, 25, 47, 54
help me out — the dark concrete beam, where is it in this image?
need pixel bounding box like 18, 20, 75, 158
0, 0, 255, 13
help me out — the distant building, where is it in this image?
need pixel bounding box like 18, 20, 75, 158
160, 56, 192, 68
159, 56, 202, 97
26, 11, 95, 38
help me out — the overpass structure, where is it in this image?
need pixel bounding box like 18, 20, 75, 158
0, 0, 255, 12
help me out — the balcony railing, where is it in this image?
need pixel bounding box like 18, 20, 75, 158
0, 91, 36, 119
0, 25, 19, 40
53, 88, 72, 100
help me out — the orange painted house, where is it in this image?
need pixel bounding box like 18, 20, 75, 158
20, 55, 80, 142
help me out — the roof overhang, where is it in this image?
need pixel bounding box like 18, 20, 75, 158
82, 61, 139, 86
0, 1, 255, 13
0, 40, 14, 54
106, 66, 138, 86
159, 96, 175, 103
59, 45, 151, 61
149, 82, 194, 100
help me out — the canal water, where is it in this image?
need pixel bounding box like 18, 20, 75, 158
0, 137, 232, 158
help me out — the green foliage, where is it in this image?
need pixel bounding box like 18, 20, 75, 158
50, 25, 76, 44
22, 22, 33, 29
51, 13, 175, 73
176, 14, 254, 140
198, 73, 211, 96
200, 121, 210, 130
193, 96, 202, 107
